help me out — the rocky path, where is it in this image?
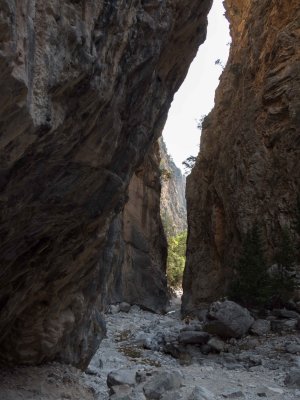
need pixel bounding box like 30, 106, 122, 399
0, 299, 300, 399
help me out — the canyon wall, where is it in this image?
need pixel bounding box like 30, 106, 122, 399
102, 142, 168, 313
160, 138, 187, 237
0, 0, 213, 367
183, 0, 300, 312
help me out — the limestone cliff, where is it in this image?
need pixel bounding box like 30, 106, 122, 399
160, 139, 187, 237
183, 0, 300, 312
0, 0, 212, 367
102, 142, 168, 313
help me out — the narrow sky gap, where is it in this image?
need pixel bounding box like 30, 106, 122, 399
163, 1, 230, 172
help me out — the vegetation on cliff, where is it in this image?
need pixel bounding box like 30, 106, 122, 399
230, 225, 298, 308
166, 231, 187, 289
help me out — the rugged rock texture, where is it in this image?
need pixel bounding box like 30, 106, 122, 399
160, 138, 187, 237
103, 143, 168, 313
0, 0, 212, 367
183, 0, 300, 312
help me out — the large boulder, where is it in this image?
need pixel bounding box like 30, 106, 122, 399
284, 369, 300, 388
203, 301, 254, 339
143, 370, 182, 400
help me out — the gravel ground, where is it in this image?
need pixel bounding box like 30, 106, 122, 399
0, 299, 299, 399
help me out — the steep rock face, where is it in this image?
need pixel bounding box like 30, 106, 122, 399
183, 0, 300, 312
103, 142, 168, 313
0, 0, 212, 367
160, 138, 187, 236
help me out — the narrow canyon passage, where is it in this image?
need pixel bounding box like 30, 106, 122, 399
0, 0, 300, 399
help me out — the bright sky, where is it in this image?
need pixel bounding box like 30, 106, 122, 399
163, 1, 230, 172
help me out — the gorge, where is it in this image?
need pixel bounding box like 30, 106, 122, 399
0, 1, 299, 397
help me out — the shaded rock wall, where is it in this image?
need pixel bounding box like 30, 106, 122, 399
103, 142, 168, 313
183, 0, 300, 312
0, 0, 212, 367
160, 138, 187, 237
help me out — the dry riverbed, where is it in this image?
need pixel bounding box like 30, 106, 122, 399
0, 300, 300, 400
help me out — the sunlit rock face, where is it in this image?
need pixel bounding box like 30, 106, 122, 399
0, 0, 212, 367
183, 0, 300, 313
160, 138, 187, 236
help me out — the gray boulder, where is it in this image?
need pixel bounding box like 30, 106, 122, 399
107, 369, 137, 388
178, 331, 210, 345
222, 390, 245, 399
108, 304, 120, 314
273, 308, 300, 319
188, 386, 215, 400
285, 343, 300, 354
204, 301, 254, 338
119, 302, 131, 313
271, 319, 298, 332
250, 319, 271, 336
284, 369, 300, 388
207, 337, 226, 353
110, 384, 132, 399
143, 370, 182, 399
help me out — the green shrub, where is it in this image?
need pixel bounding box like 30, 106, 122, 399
166, 231, 187, 288
229, 225, 270, 307
270, 227, 296, 307
230, 224, 297, 308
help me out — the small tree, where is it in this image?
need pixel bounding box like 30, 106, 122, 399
230, 225, 270, 307
197, 114, 207, 130
167, 231, 187, 288
296, 196, 300, 236
182, 156, 196, 175
270, 227, 296, 306
215, 58, 225, 69
295, 196, 300, 260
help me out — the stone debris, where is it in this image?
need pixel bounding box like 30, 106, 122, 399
1, 299, 299, 399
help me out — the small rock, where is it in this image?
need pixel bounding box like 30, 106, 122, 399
284, 369, 300, 388
108, 304, 120, 314
130, 305, 141, 313
273, 308, 300, 319
110, 384, 133, 396
200, 344, 212, 355
188, 385, 215, 400
111, 392, 146, 400
207, 337, 225, 353
107, 369, 137, 388
61, 394, 72, 400
250, 319, 271, 336
178, 331, 210, 345
271, 319, 298, 332
196, 309, 208, 322
161, 391, 184, 400
143, 369, 182, 399
85, 366, 100, 376
119, 302, 131, 313
286, 343, 300, 354
181, 324, 203, 332
222, 390, 245, 398
136, 370, 148, 384
237, 353, 262, 367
